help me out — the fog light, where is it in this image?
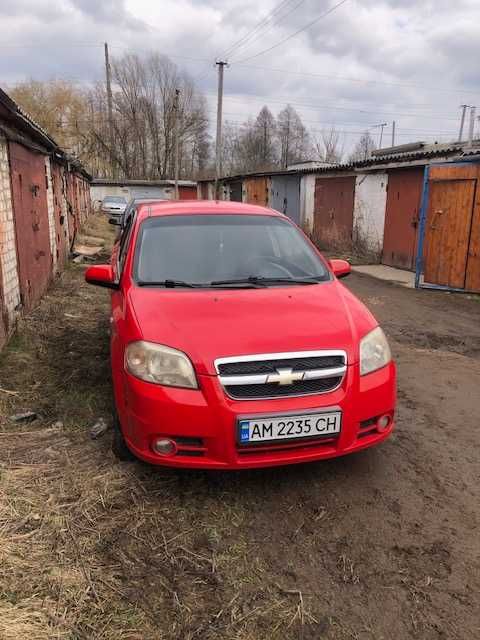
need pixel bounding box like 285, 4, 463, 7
152, 437, 177, 456
377, 415, 390, 432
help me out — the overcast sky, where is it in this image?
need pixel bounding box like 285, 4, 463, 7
1, 0, 479, 156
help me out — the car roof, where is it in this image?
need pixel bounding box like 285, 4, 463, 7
135, 199, 284, 220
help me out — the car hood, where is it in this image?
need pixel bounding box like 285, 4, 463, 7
128, 281, 378, 375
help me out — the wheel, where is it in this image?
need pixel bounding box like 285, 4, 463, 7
112, 415, 136, 461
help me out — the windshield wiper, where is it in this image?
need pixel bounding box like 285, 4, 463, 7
209, 276, 322, 287
137, 279, 203, 288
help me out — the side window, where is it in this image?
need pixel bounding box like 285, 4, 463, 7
118, 211, 135, 273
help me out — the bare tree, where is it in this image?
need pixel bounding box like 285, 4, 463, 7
315, 127, 344, 164
349, 130, 377, 162
11, 54, 210, 180
107, 52, 209, 180
10, 79, 92, 160
221, 121, 242, 175
277, 105, 312, 168
254, 106, 278, 170
221, 107, 277, 175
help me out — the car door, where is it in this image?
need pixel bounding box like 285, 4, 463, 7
111, 209, 136, 337
110, 211, 138, 415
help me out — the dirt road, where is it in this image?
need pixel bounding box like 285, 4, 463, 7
0, 218, 479, 640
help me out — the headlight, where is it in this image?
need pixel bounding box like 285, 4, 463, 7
360, 327, 391, 376
125, 341, 198, 388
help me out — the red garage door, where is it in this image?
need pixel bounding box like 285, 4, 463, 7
179, 185, 197, 199
9, 142, 52, 311
313, 176, 355, 251
382, 168, 423, 270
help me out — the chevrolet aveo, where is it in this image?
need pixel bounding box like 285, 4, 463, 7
85, 200, 396, 469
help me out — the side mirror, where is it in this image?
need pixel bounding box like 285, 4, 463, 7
85, 264, 119, 290
109, 217, 121, 226
330, 259, 351, 279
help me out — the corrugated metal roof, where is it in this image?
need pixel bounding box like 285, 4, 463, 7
198, 143, 473, 183
0, 87, 58, 150
302, 145, 464, 174
91, 178, 197, 187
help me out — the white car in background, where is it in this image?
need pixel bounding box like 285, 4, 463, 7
101, 196, 127, 220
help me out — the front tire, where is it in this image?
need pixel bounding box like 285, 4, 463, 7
112, 415, 136, 461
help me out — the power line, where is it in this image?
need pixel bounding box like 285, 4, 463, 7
232, 62, 480, 96
231, 0, 350, 63
54, 110, 459, 137
4, 40, 479, 98
223, 120, 455, 139
0, 42, 104, 48
224, 0, 307, 60
195, 1, 304, 86
203, 91, 462, 121
222, 0, 296, 59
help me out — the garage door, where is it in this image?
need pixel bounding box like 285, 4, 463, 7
313, 176, 355, 251
423, 178, 476, 289
9, 142, 52, 311
244, 177, 269, 206
382, 168, 423, 270
271, 175, 301, 224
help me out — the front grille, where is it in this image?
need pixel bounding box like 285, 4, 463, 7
217, 355, 345, 376
237, 436, 337, 454
215, 350, 347, 400
225, 377, 342, 399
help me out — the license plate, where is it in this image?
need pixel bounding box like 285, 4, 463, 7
238, 411, 341, 445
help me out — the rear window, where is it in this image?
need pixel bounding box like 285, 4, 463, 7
133, 214, 329, 286
104, 196, 126, 203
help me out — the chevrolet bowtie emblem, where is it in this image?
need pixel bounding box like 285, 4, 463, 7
267, 367, 304, 385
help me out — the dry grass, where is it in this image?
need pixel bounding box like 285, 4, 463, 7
0, 215, 328, 640
0, 214, 474, 639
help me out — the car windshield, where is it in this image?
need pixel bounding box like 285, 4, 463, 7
104, 196, 126, 203
134, 214, 330, 287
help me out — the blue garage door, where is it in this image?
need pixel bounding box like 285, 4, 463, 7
271, 175, 301, 224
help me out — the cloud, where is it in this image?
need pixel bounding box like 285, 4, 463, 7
0, 0, 477, 155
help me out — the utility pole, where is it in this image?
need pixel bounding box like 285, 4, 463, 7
391, 120, 396, 147
284, 116, 290, 168
104, 42, 115, 178
468, 106, 476, 146
378, 122, 387, 148
458, 104, 470, 142
371, 122, 387, 149
215, 61, 227, 200
173, 88, 180, 199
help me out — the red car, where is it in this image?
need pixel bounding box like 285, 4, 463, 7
86, 200, 396, 469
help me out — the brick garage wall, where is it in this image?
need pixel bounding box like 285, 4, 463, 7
45, 156, 57, 271
0, 134, 20, 326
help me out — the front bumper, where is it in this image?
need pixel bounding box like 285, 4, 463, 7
118, 361, 396, 469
